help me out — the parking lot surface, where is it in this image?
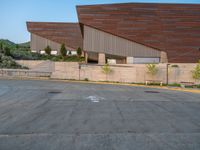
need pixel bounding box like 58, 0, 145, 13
0, 79, 200, 150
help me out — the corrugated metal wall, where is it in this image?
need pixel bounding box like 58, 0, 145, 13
84, 26, 161, 58
31, 34, 60, 52
31, 34, 78, 53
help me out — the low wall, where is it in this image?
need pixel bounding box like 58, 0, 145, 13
10, 60, 200, 84
0, 69, 51, 78
16, 60, 47, 69
80, 64, 136, 82
51, 62, 80, 80
130, 63, 197, 84
51, 62, 199, 84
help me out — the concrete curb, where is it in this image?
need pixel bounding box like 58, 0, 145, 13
0, 76, 200, 94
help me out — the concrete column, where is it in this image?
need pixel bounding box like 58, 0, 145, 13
98, 53, 106, 64
85, 52, 88, 64
160, 51, 168, 63
126, 57, 134, 64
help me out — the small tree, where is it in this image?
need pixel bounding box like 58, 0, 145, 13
102, 64, 112, 81
44, 45, 51, 55
146, 64, 158, 78
192, 60, 200, 81
77, 47, 82, 57
60, 44, 67, 57
4, 47, 11, 56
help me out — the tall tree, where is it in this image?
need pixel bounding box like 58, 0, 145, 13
192, 60, 200, 81
77, 47, 82, 57
68, 51, 72, 56
44, 45, 51, 55
60, 44, 67, 57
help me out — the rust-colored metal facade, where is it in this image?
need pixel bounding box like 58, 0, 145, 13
77, 3, 200, 63
27, 22, 83, 50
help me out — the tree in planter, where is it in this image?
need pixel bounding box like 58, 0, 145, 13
44, 45, 51, 55
77, 47, 82, 57
146, 64, 158, 79
60, 44, 67, 57
192, 60, 200, 82
102, 64, 112, 81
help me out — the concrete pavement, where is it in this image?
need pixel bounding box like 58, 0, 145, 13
0, 79, 200, 150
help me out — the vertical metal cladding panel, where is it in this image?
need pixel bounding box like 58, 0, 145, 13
31, 34, 36, 51
84, 26, 160, 57
31, 33, 61, 52
31, 34, 46, 51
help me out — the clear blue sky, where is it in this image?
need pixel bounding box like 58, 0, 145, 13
0, 0, 200, 43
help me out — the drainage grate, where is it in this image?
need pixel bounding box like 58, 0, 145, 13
145, 91, 160, 93
48, 91, 62, 94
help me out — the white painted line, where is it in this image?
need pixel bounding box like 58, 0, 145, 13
86, 96, 105, 103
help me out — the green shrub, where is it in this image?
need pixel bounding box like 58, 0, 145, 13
4, 47, 11, 56
168, 83, 181, 87
51, 56, 60, 61
2, 44, 84, 62
84, 78, 89, 81
16, 44, 19, 49
10, 49, 40, 60
60, 44, 67, 57
44, 45, 51, 55
62, 56, 84, 62
0, 53, 27, 69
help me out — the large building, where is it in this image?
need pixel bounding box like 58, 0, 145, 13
27, 22, 82, 55
27, 3, 200, 63
77, 3, 200, 63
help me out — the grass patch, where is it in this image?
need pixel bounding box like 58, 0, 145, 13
168, 83, 181, 87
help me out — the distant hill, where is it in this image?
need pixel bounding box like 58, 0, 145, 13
18, 41, 30, 48
0, 39, 15, 49
0, 39, 30, 49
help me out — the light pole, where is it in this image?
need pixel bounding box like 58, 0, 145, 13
79, 63, 81, 80
166, 63, 170, 85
